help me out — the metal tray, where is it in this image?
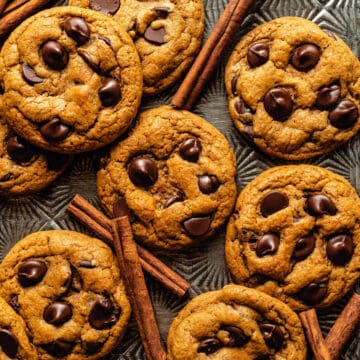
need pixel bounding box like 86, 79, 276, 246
0, 0, 359, 359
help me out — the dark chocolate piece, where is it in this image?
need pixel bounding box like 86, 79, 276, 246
198, 338, 221, 354
255, 233, 280, 257
221, 325, 249, 347
329, 99, 358, 129
99, 78, 122, 107
259, 322, 284, 351
89, 0, 120, 15
78, 50, 101, 74
43, 340, 74, 357
40, 118, 71, 141
165, 192, 185, 208
306, 194, 337, 216
231, 74, 239, 95
235, 97, 252, 115
315, 83, 341, 110
198, 175, 220, 194
264, 87, 293, 120
292, 234, 315, 260
0, 328, 18, 358
41, 40, 68, 70
64, 17, 90, 45
78, 260, 96, 268
144, 26, 166, 45
297, 282, 328, 305
89, 297, 120, 329
153, 6, 170, 17
291, 44, 320, 71
18, 259, 47, 287
260, 191, 289, 217
128, 157, 158, 187
43, 302, 72, 326
7, 135, 37, 163
179, 137, 202, 162
326, 234, 354, 265
247, 43, 270, 68
182, 216, 211, 236
21, 63, 45, 85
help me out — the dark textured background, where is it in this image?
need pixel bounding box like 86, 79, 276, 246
0, 0, 359, 359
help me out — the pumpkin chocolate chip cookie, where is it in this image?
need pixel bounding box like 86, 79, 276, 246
0, 230, 131, 359
225, 17, 360, 160
68, 0, 204, 95
226, 165, 360, 311
97, 105, 237, 250
167, 284, 306, 360
0, 6, 142, 154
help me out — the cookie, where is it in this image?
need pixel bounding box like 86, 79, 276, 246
0, 116, 71, 196
68, 0, 204, 95
225, 165, 360, 311
97, 105, 237, 250
0, 296, 38, 359
167, 284, 306, 360
225, 17, 360, 160
0, 6, 142, 154
0, 230, 131, 359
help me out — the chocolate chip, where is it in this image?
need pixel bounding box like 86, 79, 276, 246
84, 342, 104, 354
0, 328, 18, 358
40, 118, 71, 141
255, 233, 280, 257
0, 174, 11, 182
198, 338, 221, 354
247, 43, 270, 68
326, 234, 354, 265
315, 83, 341, 110
144, 26, 166, 45
298, 282, 327, 305
41, 40, 68, 70
260, 191, 289, 217
183, 216, 211, 236
306, 194, 337, 216
43, 302, 72, 326
89, 0, 120, 15
198, 175, 220, 194
153, 6, 170, 17
64, 17, 90, 45
128, 157, 158, 187
264, 87, 293, 120
98, 35, 112, 46
18, 259, 47, 287
7, 135, 37, 163
78, 260, 95, 268
235, 97, 252, 115
165, 192, 185, 208
78, 50, 101, 74
292, 234, 315, 260
99, 78, 122, 107
43, 340, 74, 357
329, 99, 358, 129
8, 295, 20, 313
231, 74, 239, 95
89, 297, 120, 329
45, 152, 70, 171
291, 44, 321, 71
179, 137, 202, 162
21, 63, 45, 85
221, 326, 249, 347
69, 265, 83, 292
259, 322, 284, 351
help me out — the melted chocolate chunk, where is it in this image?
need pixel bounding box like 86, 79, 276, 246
264, 87, 293, 120
165, 192, 185, 208
235, 97, 252, 115
0, 328, 18, 358
183, 216, 211, 236
198, 338, 221, 354
128, 157, 158, 187
98, 35, 112, 46
7, 135, 37, 163
291, 44, 321, 71
45, 152, 70, 171
18, 259, 47, 287
69, 265, 83, 292
21, 63, 45, 85
84, 341, 104, 354
41, 40, 68, 70
259, 322, 284, 351
231, 74, 239, 95
255, 233, 280, 257
0, 174, 11, 182
89, 297, 120, 329
78, 50, 101, 74
329, 99, 358, 129
292, 234, 315, 260
179, 137, 202, 162
43, 302, 72, 326
154, 6, 170, 17
89, 0, 120, 15
99, 78, 122, 107
78, 260, 95, 268
40, 118, 71, 141
144, 26, 166, 45
326, 234, 354, 265
247, 43, 270, 68
64, 17, 90, 45
43, 340, 74, 357
8, 295, 20, 313
315, 83, 341, 110
306, 194, 337, 216
298, 282, 328, 305
221, 326, 249, 347
260, 191, 289, 217
198, 175, 220, 194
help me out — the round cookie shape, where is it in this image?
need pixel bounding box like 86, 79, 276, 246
0, 117, 71, 196
225, 165, 360, 311
167, 284, 306, 360
0, 296, 38, 359
68, 0, 204, 95
97, 105, 237, 250
225, 17, 360, 160
0, 230, 131, 359
0, 6, 142, 154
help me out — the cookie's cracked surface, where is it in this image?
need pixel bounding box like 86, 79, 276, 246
0, 6, 142, 153
68, 0, 204, 95
0, 230, 131, 359
225, 17, 360, 160
225, 165, 360, 311
167, 284, 306, 360
97, 106, 237, 250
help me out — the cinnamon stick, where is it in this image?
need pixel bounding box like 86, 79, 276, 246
171, 0, 255, 110
325, 292, 360, 359
0, 0, 9, 13
299, 309, 332, 360
1, 0, 28, 16
67, 195, 190, 297
112, 217, 166, 360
